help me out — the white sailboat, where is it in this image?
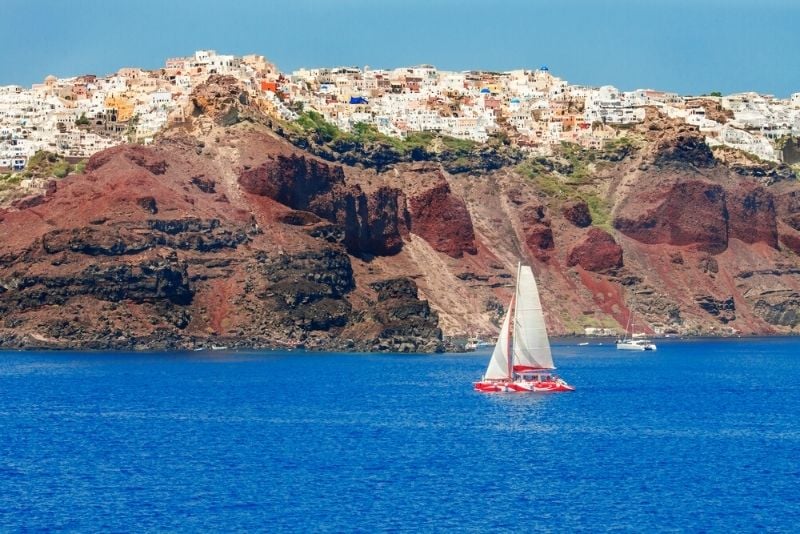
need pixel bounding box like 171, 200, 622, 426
616, 310, 656, 351
474, 263, 574, 393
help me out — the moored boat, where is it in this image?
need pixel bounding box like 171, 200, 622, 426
474, 263, 573, 393
616, 311, 657, 351
616, 339, 657, 351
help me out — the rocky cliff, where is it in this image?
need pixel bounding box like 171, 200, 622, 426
1, 78, 799, 351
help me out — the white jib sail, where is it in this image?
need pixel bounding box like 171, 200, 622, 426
484, 297, 513, 380
512, 265, 555, 370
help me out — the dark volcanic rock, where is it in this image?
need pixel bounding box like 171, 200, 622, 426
562, 199, 592, 227
346, 186, 407, 257
127, 153, 168, 175
190, 175, 216, 193
654, 131, 715, 169
748, 290, 800, 327
695, 295, 736, 323
0, 257, 193, 312
41, 219, 250, 256
698, 255, 719, 274
731, 162, 796, 185
11, 194, 47, 210
137, 196, 158, 214
278, 210, 322, 226
261, 248, 355, 330
367, 278, 442, 352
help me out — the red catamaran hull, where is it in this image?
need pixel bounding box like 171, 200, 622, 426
473, 380, 574, 393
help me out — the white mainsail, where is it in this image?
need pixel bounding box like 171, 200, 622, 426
512, 265, 555, 370
484, 297, 513, 380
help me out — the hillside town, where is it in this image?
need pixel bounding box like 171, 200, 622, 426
2, 49, 800, 173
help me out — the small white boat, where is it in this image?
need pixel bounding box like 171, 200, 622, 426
616, 339, 657, 351
465, 337, 494, 351
578, 342, 589, 346
211, 345, 228, 351
616, 311, 656, 351
474, 263, 573, 393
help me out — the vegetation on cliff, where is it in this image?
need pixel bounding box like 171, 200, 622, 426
19, 150, 85, 179
516, 139, 640, 231
275, 111, 523, 173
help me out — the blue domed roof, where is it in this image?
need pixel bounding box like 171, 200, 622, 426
480, 87, 491, 94
539, 65, 549, 71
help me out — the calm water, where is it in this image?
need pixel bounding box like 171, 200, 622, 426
1, 338, 799, 532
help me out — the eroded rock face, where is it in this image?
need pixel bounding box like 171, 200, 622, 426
332, 185, 409, 257
41, 219, 251, 256
240, 155, 408, 257
366, 278, 442, 352
0, 134, 449, 352
736, 270, 800, 328
562, 199, 592, 227
615, 177, 781, 253
86, 144, 168, 174
614, 181, 729, 253
191, 74, 253, 126
695, 295, 736, 323
780, 232, 800, 255
0, 257, 193, 312
567, 228, 623, 272
727, 183, 777, 248
777, 190, 800, 231
239, 154, 345, 209
752, 291, 800, 327
654, 131, 715, 169
520, 202, 554, 261
261, 248, 355, 331
408, 180, 477, 258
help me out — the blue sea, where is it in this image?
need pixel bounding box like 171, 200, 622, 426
1, 338, 799, 532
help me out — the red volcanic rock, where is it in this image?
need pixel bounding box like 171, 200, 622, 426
408, 180, 477, 258
562, 199, 592, 227
727, 183, 778, 248
350, 186, 407, 257
779, 190, 800, 231
614, 180, 729, 253
86, 144, 168, 175
780, 232, 800, 255
239, 155, 408, 257
238, 154, 345, 210
567, 228, 623, 272
520, 202, 554, 261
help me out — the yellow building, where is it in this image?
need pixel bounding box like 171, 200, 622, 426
104, 95, 135, 122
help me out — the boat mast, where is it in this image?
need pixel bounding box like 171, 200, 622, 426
623, 307, 633, 342
509, 262, 521, 379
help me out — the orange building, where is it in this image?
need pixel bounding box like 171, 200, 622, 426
104, 95, 135, 122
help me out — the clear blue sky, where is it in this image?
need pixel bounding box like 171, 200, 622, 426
3, 0, 798, 96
